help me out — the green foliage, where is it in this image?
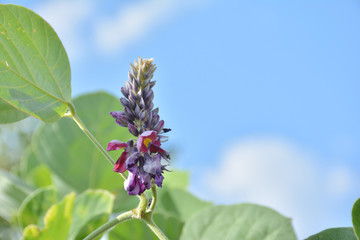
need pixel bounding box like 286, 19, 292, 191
305, 227, 356, 240
162, 171, 189, 190
352, 198, 360, 240
22, 193, 74, 240
30, 92, 133, 193
180, 203, 297, 240
0, 4, 71, 123
18, 187, 58, 229
68, 189, 114, 240
21, 190, 114, 240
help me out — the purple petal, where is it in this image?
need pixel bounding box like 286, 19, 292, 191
154, 174, 164, 187
143, 154, 162, 174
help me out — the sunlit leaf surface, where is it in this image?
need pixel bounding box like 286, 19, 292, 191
0, 4, 71, 123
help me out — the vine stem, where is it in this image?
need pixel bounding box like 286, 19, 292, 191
142, 214, 169, 240
83, 210, 134, 240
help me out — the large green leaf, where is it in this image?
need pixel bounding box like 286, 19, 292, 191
22, 193, 75, 240
163, 171, 189, 190
31, 92, 133, 194
0, 169, 34, 223
0, 4, 71, 123
68, 189, 114, 240
180, 203, 297, 240
352, 198, 360, 239
305, 227, 356, 240
0, 98, 28, 123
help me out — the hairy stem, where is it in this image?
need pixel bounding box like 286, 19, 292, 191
83, 210, 134, 240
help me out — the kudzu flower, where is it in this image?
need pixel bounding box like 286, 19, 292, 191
108, 57, 170, 195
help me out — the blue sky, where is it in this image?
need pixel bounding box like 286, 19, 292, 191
4, 0, 360, 238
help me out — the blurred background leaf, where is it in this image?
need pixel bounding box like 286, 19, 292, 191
180, 203, 297, 240
18, 187, 59, 229
305, 227, 356, 240
0, 4, 71, 123
23, 193, 75, 240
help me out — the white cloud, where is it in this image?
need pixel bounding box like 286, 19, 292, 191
94, 0, 179, 53
203, 137, 356, 239
35, 0, 94, 60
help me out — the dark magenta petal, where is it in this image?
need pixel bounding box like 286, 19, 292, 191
107, 140, 128, 151
113, 151, 128, 173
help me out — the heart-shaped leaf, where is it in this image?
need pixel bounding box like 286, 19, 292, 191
180, 203, 297, 240
0, 4, 71, 123
305, 227, 356, 240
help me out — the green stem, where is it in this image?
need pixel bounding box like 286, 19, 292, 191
83, 210, 134, 240
148, 181, 157, 212
143, 214, 168, 240
66, 103, 126, 181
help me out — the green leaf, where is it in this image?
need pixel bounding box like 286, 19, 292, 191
18, 187, 58, 229
21, 190, 115, 240
352, 198, 360, 239
22, 193, 75, 240
68, 189, 114, 240
32, 92, 133, 193
305, 227, 356, 240
0, 4, 71, 123
25, 165, 53, 188
0, 98, 28, 123
163, 171, 189, 190
0, 169, 34, 222
156, 188, 212, 221
180, 203, 297, 240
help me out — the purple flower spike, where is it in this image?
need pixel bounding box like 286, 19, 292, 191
108, 57, 171, 195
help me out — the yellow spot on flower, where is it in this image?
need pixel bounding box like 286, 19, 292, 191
144, 138, 152, 148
